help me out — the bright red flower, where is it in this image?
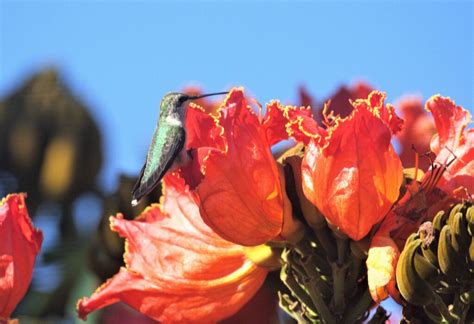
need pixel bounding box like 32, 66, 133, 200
0, 194, 43, 320
77, 174, 268, 323
183, 88, 308, 246
395, 96, 436, 170
302, 91, 404, 240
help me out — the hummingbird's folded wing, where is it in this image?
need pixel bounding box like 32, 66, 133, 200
131, 127, 185, 206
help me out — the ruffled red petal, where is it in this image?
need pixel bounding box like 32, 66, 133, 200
262, 100, 317, 145
0, 194, 43, 319
77, 174, 267, 323
197, 89, 285, 246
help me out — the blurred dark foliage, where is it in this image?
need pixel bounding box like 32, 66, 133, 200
0, 68, 106, 319
0, 68, 102, 237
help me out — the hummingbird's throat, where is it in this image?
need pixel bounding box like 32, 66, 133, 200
165, 115, 183, 127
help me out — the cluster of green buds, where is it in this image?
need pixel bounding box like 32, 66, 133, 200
396, 202, 474, 323
278, 233, 383, 323
275, 145, 389, 324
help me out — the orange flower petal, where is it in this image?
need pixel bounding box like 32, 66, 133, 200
77, 174, 267, 323
181, 105, 226, 188
367, 213, 401, 303
185, 104, 224, 151
426, 95, 474, 197
196, 89, 286, 246
262, 100, 316, 145
0, 194, 43, 319
356, 91, 404, 134
302, 91, 404, 240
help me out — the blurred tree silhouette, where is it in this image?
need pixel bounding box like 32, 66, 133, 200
0, 68, 105, 319
0, 68, 102, 237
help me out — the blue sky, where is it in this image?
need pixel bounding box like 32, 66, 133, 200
1, 1, 473, 190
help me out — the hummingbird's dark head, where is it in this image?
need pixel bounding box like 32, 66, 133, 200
162, 92, 190, 109
160, 91, 229, 116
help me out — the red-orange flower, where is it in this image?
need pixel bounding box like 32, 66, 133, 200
77, 174, 267, 323
302, 91, 404, 240
395, 96, 436, 170
426, 95, 474, 198
367, 96, 473, 304
183, 88, 308, 246
0, 194, 43, 320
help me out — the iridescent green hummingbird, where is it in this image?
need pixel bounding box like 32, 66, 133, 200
131, 91, 228, 206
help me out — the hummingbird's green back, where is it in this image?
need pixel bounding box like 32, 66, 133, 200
142, 122, 183, 184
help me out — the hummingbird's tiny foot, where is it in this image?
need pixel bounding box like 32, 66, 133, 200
131, 199, 139, 207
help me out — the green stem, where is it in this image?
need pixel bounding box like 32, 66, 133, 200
332, 236, 349, 314
294, 241, 331, 296
336, 235, 348, 265
294, 240, 336, 324
342, 288, 373, 324
281, 266, 317, 314
303, 277, 336, 324
314, 226, 337, 261
345, 253, 362, 298
299, 254, 332, 298
287, 251, 307, 280
331, 262, 347, 315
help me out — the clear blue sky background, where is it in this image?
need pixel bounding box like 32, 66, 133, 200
1, 1, 473, 190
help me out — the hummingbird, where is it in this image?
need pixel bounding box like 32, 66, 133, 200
131, 91, 228, 206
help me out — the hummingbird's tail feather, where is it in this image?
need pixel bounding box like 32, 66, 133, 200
131, 165, 165, 206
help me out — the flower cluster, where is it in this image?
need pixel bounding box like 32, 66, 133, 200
74, 87, 472, 322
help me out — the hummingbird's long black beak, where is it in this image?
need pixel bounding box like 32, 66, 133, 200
188, 91, 229, 100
